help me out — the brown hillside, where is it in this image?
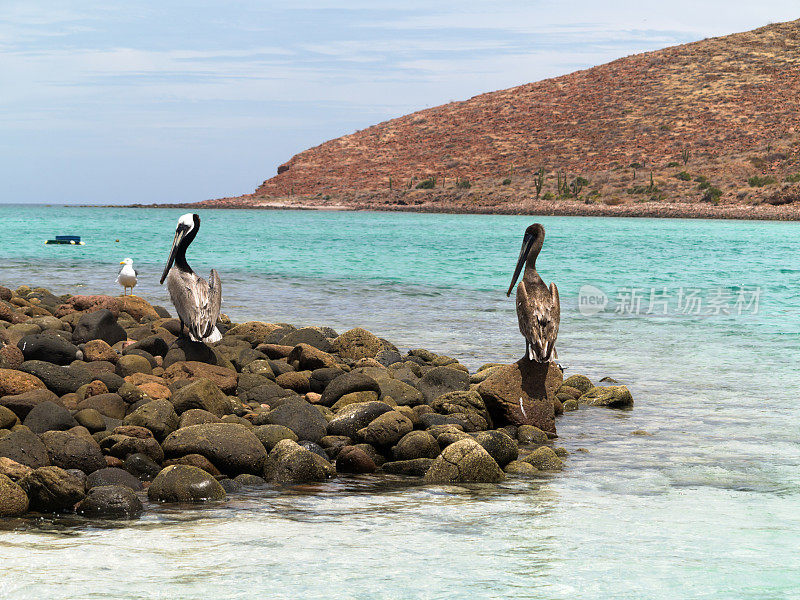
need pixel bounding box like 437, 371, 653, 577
198, 19, 800, 217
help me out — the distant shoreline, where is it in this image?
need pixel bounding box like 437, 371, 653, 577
115, 199, 800, 221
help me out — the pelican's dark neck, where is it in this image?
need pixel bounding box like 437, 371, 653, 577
175, 225, 198, 273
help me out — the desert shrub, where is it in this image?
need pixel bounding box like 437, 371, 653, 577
748, 175, 777, 187
416, 179, 435, 189
785, 173, 800, 183
666, 161, 680, 167
542, 192, 554, 200
694, 175, 708, 183
456, 179, 471, 189
702, 186, 723, 204
501, 178, 512, 185
675, 171, 692, 181
629, 162, 643, 169
698, 181, 711, 190
659, 124, 670, 131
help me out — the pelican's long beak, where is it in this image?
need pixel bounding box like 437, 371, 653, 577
506, 233, 534, 297
160, 227, 185, 284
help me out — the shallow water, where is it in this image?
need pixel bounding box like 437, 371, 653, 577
0, 205, 798, 599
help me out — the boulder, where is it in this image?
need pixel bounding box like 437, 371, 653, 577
0, 405, 17, 429
287, 343, 337, 371
0, 473, 29, 516
0, 345, 25, 370
17, 334, 79, 365
0, 368, 46, 397
239, 380, 293, 405
417, 366, 470, 403
376, 378, 424, 406
330, 327, 381, 360
562, 374, 593, 393
381, 458, 434, 476
83, 339, 118, 363
178, 409, 221, 428
262, 439, 328, 483
22, 401, 78, 433
170, 378, 231, 417
331, 390, 380, 411
40, 430, 105, 474
116, 296, 160, 322
0, 388, 58, 419
264, 398, 328, 443
127, 335, 170, 358
578, 385, 634, 408
279, 327, 333, 352
356, 411, 413, 447
162, 423, 267, 475
326, 401, 393, 439
86, 467, 143, 491
335, 445, 376, 474
225, 321, 282, 345
0, 426, 50, 468
163, 361, 238, 394
56, 295, 120, 318
0, 457, 32, 481
477, 359, 560, 433
319, 371, 380, 407
123, 453, 162, 481
423, 438, 505, 483
521, 446, 564, 471
72, 309, 126, 346
116, 354, 152, 378
252, 424, 298, 452
101, 433, 164, 464
504, 461, 539, 477
123, 399, 179, 441
76, 393, 127, 420
19, 466, 85, 512
275, 371, 311, 394
76, 485, 143, 519
17, 361, 92, 396
163, 454, 222, 477
473, 430, 518, 467
392, 430, 440, 461
147, 465, 226, 503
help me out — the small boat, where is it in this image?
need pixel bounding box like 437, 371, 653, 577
45, 235, 85, 245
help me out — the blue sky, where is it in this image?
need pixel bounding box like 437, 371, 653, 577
1, 1, 797, 204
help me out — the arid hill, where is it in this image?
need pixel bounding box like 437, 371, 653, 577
193, 19, 800, 218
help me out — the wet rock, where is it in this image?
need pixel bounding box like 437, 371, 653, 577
418, 366, 470, 403
170, 378, 231, 417
517, 424, 549, 445
319, 371, 380, 407
83, 339, 119, 363
335, 445, 376, 473
555, 385, 582, 401
326, 401, 393, 439
76, 393, 127, 420
18, 361, 92, 396
17, 334, 79, 365
563, 399, 579, 412
262, 439, 328, 483
164, 453, 222, 477
234, 473, 267, 487
179, 408, 221, 428
521, 446, 564, 471
279, 327, 332, 353
219, 478, 240, 493
124, 453, 162, 481
163, 361, 238, 394
123, 399, 179, 441
265, 398, 328, 443
473, 430, 518, 468
72, 309, 126, 346
287, 343, 337, 371
252, 424, 298, 452
504, 461, 539, 477
562, 374, 593, 393
86, 467, 143, 490
0, 473, 29, 516
148, 465, 226, 503
76, 485, 143, 518
424, 438, 505, 483
0, 457, 32, 481
477, 359, 559, 433
331, 327, 381, 360
381, 458, 434, 476
102, 433, 164, 464
23, 401, 78, 433
0, 426, 50, 468
357, 410, 413, 447
162, 423, 267, 475
0, 367, 47, 397
19, 466, 85, 512
41, 430, 105, 473
578, 385, 633, 408
392, 430, 440, 461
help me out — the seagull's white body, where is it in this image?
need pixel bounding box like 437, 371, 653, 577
117, 258, 138, 295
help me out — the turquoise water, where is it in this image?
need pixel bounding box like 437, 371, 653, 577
0, 205, 798, 599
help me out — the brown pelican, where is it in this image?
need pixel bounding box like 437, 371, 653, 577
160, 213, 222, 343
117, 258, 137, 296
506, 223, 560, 362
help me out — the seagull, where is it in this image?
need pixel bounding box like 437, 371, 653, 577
117, 258, 138, 296
506, 223, 560, 362
160, 213, 222, 343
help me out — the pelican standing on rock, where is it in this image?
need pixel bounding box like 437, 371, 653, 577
116, 258, 138, 296
506, 223, 560, 362
160, 213, 222, 343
